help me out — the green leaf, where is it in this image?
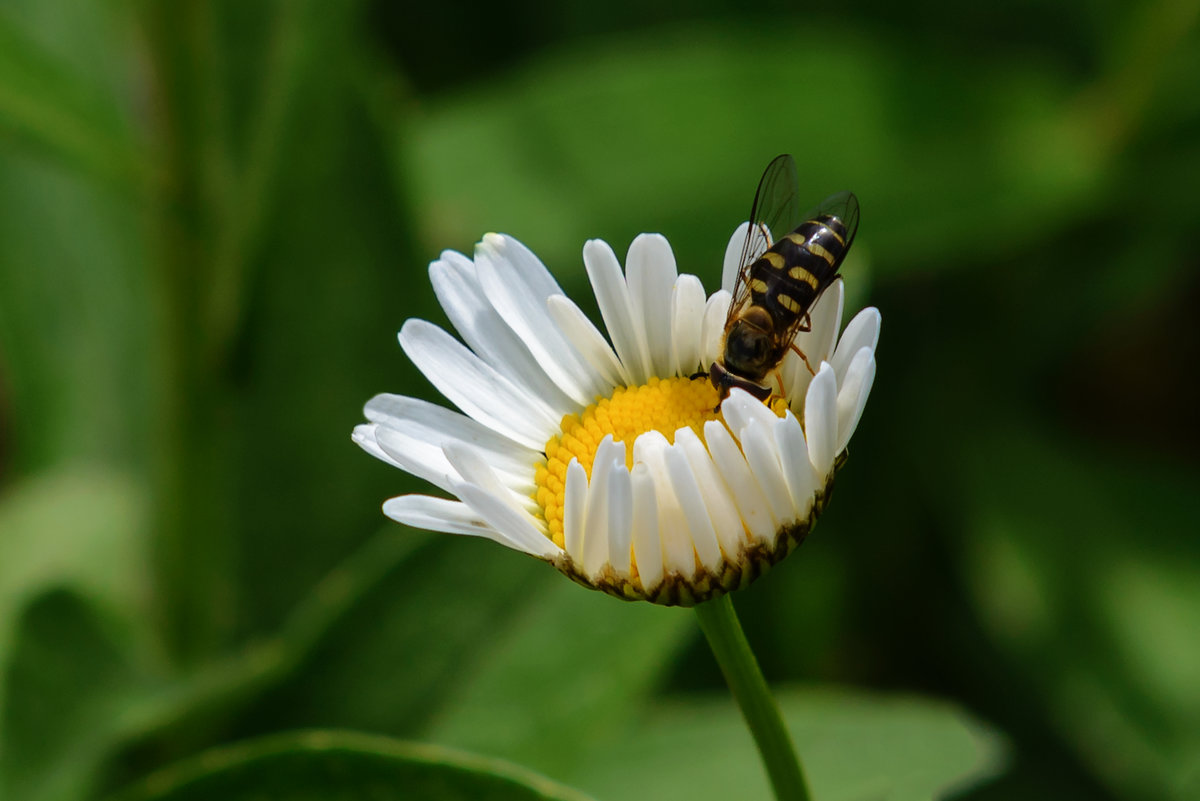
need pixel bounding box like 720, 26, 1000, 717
426, 577, 694, 776
0, 10, 144, 188
0, 590, 180, 801
958, 426, 1200, 800
0, 467, 149, 623
0, 468, 154, 801
571, 687, 1004, 801
240, 536, 546, 737
206, 1, 422, 641
0, 151, 151, 474
108, 731, 596, 801
0, 474, 434, 801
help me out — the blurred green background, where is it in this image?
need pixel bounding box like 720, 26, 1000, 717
1, 0, 1198, 799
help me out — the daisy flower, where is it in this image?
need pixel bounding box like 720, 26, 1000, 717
353, 226, 879, 605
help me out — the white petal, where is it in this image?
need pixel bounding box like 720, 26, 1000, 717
546, 293, 629, 388
782, 279, 844, 406
456, 485, 561, 559
490, 233, 565, 300
670, 274, 707, 376
703, 420, 776, 543
443, 441, 541, 521
371, 416, 534, 501
773, 412, 815, 521
740, 419, 794, 529
701, 290, 732, 368
584, 239, 651, 384
720, 388, 780, 441
836, 347, 877, 453
429, 256, 575, 415
353, 423, 402, 469
608, 462, 633, 577
382, 494, 494, 539
365, 394, 538, 481
564, 459, 588, 562
450, 480, 561, 558
808, 278, 846, 363
581, 444, 615, 578
832, 307, 881, 386
626, 233, 678, 378
632, 431, 693, 577
722, 222, 754, 294
805, 362, 838, 479
399, 319, 558, 450
630, 463, 663, 591
675, 427, 745, 559
476, 236, 601, 405
665, 431, 725, 570
373, 426, 457, 496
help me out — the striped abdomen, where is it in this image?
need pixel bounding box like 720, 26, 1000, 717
746, 213, 849, 330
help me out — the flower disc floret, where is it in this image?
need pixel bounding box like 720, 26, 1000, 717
539, 376, 722, 547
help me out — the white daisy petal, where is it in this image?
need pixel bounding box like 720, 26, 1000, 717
700, 290, 732, 368
443, 441, 540, 520
832, 307, 881, 385
546, 293, 630, 388
836, 347, 877, 454
452, 479, 561, 558
564, 459, 588, 563
670, 274, 707, 376
607, 462, 633, 577
675, 427, 745, 559
627, 233, 679, 378
582, 442, 615, 578
809, 278, 846, 363
722, 222, 754, 294
805, 362, 838, 479
490, 233, 565, 299
382, 494, 493, 538
633, 431, 693, 577
399, 319, 558, 450
373, 423, 535, 503
773, 412, 815, 521
429, 256, 576, 416
353, 423, 402, 469
630, 463, 664, 590
740, 419, 795, 528
703, 420, 777, 543
372, 425, 457, 496
720, 388, 780, 440
782, 278, 845, 405
365, 394, 539, 480
665, 434, 724, 570
476, 236, 601, 405
584, 239, 651, 384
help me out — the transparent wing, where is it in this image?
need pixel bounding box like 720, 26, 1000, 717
806, 190, 860, 253
727, 154, 802, 325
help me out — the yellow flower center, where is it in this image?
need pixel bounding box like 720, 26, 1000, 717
536, 376, 722, 548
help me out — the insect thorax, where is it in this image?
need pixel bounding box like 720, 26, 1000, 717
723, 307, 784, 382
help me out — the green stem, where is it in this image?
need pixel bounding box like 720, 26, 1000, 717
694, 593, 811, 801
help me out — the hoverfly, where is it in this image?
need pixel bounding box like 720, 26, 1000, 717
709, 154, 859, 402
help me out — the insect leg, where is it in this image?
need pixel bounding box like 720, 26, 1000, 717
788, 342, 817, 376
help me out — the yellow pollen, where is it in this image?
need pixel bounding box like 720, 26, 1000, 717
537, 376, 722, 548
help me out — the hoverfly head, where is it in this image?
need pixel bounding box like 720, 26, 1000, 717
723, 306, 776, 381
